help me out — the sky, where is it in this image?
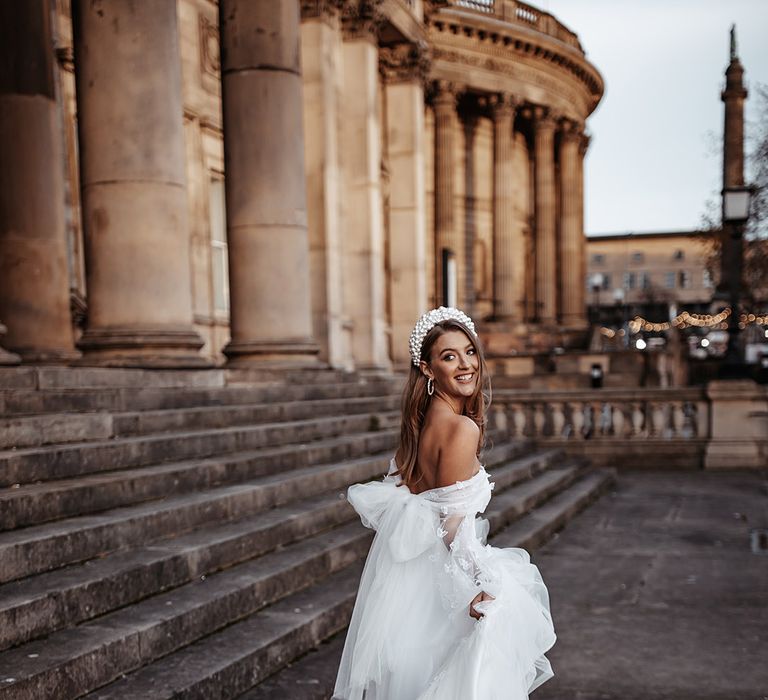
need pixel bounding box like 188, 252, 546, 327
539, 0, 768, 235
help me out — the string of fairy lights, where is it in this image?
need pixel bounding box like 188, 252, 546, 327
600, 309, 768, 338
616, 308, 768, 335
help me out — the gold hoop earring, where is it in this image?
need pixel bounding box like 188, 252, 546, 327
427, 377, 434, 396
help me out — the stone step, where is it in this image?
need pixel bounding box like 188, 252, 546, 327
0, 394, 402, 449
0, 430, 399, 531
0, 452, 393, 585
491, 467, 617, 551
241, 469, 614, 700
0, 523, 371, 699
79, 458, 589, 699
0, 411, 401, 487
0, 377, 400, 417
0, 440, 527, 648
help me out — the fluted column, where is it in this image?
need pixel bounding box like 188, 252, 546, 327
490, 93, 520, 320
533, 106, 558, 324
559, 119, 586, 326
0, 0, 78, 363
433, 80, 460, 307
73, 0, 204, 366
220, 0, 318, 365
381, 43, 429, 366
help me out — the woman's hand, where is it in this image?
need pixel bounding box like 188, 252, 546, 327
469, 590, 495, 620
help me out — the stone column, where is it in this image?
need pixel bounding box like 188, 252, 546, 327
433, 80, 460, 308
73, 0, 204, 366
490, 93, 521, 320
559, 119, 586, 327
381, 43, 430, 367
532, 106, 558, 324
0, 0, 78, 362
220, 0, 318, 365
301, 1, 348, 368
338, 4, 390, 370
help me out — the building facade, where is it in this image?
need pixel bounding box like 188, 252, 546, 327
586, 231, 717, 327
0, 0, 603, 370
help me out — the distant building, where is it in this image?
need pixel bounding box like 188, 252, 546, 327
585, 230, 717, 327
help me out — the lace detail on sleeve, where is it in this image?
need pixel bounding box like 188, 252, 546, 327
422, 470, 495, 616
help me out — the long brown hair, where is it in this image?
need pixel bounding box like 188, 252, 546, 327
394, 319, 492, 491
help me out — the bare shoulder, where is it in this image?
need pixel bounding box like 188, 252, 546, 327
436, 414, 480, 488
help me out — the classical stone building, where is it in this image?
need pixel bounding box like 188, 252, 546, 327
0, 0, 603, 370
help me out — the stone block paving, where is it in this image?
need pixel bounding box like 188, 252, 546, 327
534, 469, 768, 700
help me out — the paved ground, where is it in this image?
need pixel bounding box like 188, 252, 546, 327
533, 469, 768, 700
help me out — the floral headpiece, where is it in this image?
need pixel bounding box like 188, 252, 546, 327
408, 306, 478, 367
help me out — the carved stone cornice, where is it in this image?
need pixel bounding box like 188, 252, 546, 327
301, 0, 346, 23
379, 41, 431, 84
341, 0, 385, 42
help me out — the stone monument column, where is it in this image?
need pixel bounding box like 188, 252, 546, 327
220, 0, 317, 365
0, 0, 78, 362
381, 43, 430, 366
490, 93, 520, 320
433, 80, 460, 308
73, 0, 204, 366
559, 119, 586, 327
532, 106, 558, 324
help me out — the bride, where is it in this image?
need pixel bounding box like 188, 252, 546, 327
333, 307, 557, 700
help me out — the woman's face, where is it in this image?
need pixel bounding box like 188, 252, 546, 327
421, 329, 479, 399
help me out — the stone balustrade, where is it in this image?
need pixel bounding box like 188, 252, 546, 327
492, 382, 768, 469
451, 0, 583, 50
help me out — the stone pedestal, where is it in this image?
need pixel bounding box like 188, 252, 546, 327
338, 16, 390, 370
0, 0, 78, 363
559, 120, 586, 328
301, 8, 348, 369
491, 93, 520, 320
704, 380, 766, 469
533, 107, 557, 325
73, 0, 204, 366
382, 46, 429, 367
220, 0, 318, 366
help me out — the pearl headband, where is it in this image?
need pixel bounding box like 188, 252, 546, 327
408, 306, 478, 367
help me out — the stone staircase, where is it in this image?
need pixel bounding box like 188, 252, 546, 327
0, 367, 615, 699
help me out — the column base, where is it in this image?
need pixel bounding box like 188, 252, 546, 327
224, 339, 320, 367
0, 323, 21, 365
77, 327, 210, 368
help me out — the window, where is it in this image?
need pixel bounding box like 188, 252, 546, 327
640, 272, 651, 289
703, 269, 714, 288
673, 249, 685, 261
664, 272, 676, 288
631, 251, 645, 264
623, 272, 636, 289
209, 177, 230, 314
591, 254, 605, 265
601, 274, 612, 290
679, 270, 691, 289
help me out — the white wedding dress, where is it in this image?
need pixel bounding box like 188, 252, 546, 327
333, 458, 557, 700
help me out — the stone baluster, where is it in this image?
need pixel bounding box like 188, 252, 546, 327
510, 403, 527, 438
533, 403, 546, 437
631, 402, 645, 437
648, 402, 665, 437
612, 403, 626, 438
671, 402, 686, 437
569, 401, 585, 439
696, 400, 709, 438
551, 401, 565, 438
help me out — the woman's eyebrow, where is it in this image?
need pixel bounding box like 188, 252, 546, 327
440, 344, 474, 353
